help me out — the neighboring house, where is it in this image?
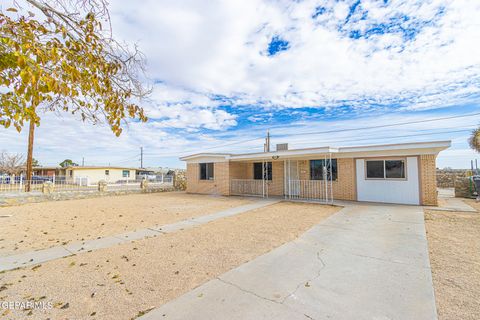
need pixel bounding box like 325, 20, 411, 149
65, 166, 137, 184
180, 141, 451, 206
32, 166, 67, 177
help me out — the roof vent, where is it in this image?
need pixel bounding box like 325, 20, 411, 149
276, 143, 288, 151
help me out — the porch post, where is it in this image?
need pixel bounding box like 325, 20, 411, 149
284, 160, 287, 199
288, 160, 291, 199
324, 154, 328, 202
329, 152, 333, 204
262, 160, 265, 198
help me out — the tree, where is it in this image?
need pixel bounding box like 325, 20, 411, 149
469, 128, 480, 153
59, 159, 78, 167
31, 157, 40, 166
0, 151, 25, 175
0, 0, 150, 190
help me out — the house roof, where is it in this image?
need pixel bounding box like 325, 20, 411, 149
32, 166, 65, 170
179, 140, 451, 162
67, 166, 138, 170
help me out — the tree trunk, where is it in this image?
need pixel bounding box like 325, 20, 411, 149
25, 120, 35, 192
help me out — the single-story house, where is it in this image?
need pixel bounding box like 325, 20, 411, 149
32, 166, 67, 177
180, 140, 451, 206
65, 166, 137, 184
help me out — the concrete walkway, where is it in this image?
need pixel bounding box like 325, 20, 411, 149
0, 199, 278, 272
141, 202, 437, 320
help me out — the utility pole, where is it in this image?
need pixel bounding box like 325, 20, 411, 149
140, 147, 143, 168
82, 157, 85, 166
25, 120, 35, 192
264, 130, 271, 152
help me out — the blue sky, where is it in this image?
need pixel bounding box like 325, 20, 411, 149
1, 0, 480, 169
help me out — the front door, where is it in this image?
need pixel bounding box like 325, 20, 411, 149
285, 160, 300, 197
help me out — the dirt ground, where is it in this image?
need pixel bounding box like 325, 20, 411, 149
0, 201, 339, 320
0, 192, 252, 256
425, 199, 480, 320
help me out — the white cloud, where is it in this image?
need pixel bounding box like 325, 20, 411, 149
1, 0, 479, 168
108, 0, 480, 111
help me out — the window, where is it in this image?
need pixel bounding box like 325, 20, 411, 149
366, 159, 406, 179
366, 160, 384, 178
105, 170, 110, 176
310, 159, 337, 180
385, 160, 405, 179
253, 162, 272, 180
122, 170, 130, 178
199, 163, 214, 180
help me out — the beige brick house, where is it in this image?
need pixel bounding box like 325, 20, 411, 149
180, 141, 450, 206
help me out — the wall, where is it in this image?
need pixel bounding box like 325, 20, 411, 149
298, 158, 356, 201
436, 169, 471, 188
185, 155, 438, 205
269, 161, 285, 196
186, 162, 230, 195
356, 157, 420, 205
186, 158, 356, 200
72, 169, 136, 184
419, 154, 438, 206
231, 161, 284, 196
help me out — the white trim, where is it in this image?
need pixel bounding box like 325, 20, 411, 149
356, 157, 420, 205
180, 153, 231, 161
180, 141, 451, 163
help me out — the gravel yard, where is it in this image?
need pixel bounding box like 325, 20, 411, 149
0, 192, 253, 256
425, 199, 480, 320
0, 201, 339, 320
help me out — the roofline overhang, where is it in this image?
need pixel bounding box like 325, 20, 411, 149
179, 140, 451, 162
179, 153, 232, 161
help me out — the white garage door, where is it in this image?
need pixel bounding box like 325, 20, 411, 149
356, 157, 420, 205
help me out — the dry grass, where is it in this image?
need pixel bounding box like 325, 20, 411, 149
0, 201, 339, 320
0, 192, 252, 256
425, 199, 480, 320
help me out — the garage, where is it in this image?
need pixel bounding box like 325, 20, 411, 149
356, 157, 420, 205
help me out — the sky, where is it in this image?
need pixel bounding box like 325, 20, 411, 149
1, 0, 480, 169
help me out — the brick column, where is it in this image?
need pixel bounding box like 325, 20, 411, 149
420, 155, 437, 206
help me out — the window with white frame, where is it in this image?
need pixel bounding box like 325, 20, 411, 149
366, 159, 406, 179
253, 162, 272, 180
199, 163, 214, 180
310, 159, 337, 180
122, 170, 130, 178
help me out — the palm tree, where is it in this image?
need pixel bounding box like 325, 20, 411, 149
469, 128, 480, 153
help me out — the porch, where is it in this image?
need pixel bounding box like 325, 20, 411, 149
229, 157, 335, 203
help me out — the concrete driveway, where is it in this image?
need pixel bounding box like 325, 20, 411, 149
141, 202, 437, 320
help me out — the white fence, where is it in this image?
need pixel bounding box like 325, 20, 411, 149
231, 179, 266, 197
230, 179, 332, 203
0, 174, 174, 195
135, 174, 173, 183
0, 180, 44, 193
285, 180, 330, 202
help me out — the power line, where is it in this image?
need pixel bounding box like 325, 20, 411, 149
270, 111, 480, 138
291, 128, 474, 146
143, 111, 479, 157
142, 137, 263, 156
138, 128, 472, 159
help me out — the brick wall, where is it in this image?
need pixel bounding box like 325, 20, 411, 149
186, 162, 230, 196
242, 161, 284, 196
269, 161, 284, 196
419, 154, 437, 206
185, 155, 437, 204
229, 162, 248, 179
299, 158, 356, 201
